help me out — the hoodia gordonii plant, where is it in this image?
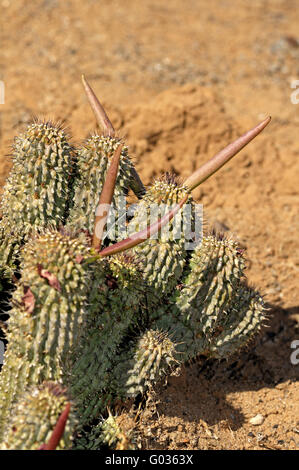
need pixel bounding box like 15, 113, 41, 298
0, 76, 271, 450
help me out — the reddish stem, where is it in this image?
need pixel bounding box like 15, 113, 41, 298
98, 195, 188, 257
92, 143, 123, 250
39, 403, 71, 450
82, 74, 115, 137
185, 116, 271, 191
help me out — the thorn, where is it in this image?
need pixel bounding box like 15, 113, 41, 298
92, 143, 123, 250
39, 403, 71, 450
98, 195, 188, 257
81, 74, 115, 137
184, 116, 271, 191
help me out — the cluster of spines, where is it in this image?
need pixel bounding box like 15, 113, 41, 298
1, 382, 75, 450
74, 412, 136, 450
151, 234, 264, 362
112, 329, 179, 399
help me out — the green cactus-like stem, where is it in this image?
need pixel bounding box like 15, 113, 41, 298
0, 122, 74, 277
1, 382, 75, 450
0, 108, 269, 449
153, 285, 265, 362
0, 225, 23, 278
206, 284, 266, 358
111, 329, 179, 399
0, 231, 91, 441
128, 175, 195, 295
177, 235, 246, 334
66, 135, 134, 241
152, 235, 265, 361
69, 254, 146, 426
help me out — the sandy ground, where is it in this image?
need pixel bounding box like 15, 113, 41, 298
0, 0, 298, 450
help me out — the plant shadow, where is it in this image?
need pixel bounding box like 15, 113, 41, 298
150, 303, 299, 432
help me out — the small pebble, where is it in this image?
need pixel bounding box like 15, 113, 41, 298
249, 414, 264, 426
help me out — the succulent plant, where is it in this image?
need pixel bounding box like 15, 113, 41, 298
0, 76, 270, 450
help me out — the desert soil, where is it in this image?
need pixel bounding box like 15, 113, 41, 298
0, 0, 298, 450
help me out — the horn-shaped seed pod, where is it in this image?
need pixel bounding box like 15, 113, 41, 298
81, 75, 145, 199
125, 116, 271, 295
